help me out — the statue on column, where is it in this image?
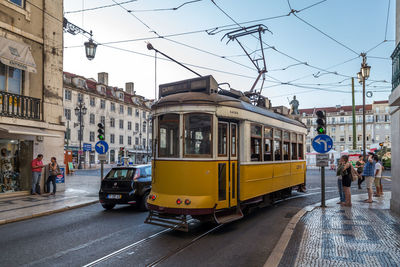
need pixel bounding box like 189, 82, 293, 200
289, 95, 299, 115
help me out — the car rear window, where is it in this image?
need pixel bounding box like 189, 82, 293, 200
105, 168, 136, 180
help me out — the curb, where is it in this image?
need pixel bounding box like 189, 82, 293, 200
0, 200, 99, 226
263, 197, 341, 267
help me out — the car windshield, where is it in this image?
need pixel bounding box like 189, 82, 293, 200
105, 168, 136, 180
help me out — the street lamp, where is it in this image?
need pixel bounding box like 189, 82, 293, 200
357, 53, 371, 159
74, 99, 87, 169
84, 31, 97, 60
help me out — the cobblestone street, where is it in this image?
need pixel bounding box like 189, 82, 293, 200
280, 193, 400, 267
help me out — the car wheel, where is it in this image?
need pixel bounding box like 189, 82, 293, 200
102, 203, 115, 210
139, 192, 150, 211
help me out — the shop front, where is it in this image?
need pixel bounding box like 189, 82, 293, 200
0, 139, 33, 193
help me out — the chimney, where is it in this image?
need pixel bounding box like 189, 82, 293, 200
98, 72, 108, 85
125, 82, 135, 94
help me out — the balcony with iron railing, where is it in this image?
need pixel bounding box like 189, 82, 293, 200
0, 91, 41, 120
391, 41, 400, 91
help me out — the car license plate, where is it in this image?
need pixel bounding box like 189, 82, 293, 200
107, 194, 121, 199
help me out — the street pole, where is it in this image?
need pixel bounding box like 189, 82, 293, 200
101, 160, 104, 180
351, 78, 356, 150
321, 166, 326, 207
78, 110, 82, 169
362, 75, 366, 159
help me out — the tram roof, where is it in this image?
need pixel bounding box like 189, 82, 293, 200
153, 92, 306, 128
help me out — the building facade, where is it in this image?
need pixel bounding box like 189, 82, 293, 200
299, 100, 391, 153
0, 0, 64, 194
63, 72, 152, 167
389, 0, 400, 215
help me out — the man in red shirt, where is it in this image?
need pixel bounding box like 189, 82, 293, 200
31, 154, 45, 195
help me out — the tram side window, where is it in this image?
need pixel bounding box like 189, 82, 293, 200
264, 127, 273, 161
291, 132, 297, 160
250, 124, 262, 161
283, 131, 290, 161
218, 122, 228, 156
274, 129, 282, 161
298, 134, 304, 160
158, 114, 179, 158
184, 113, 212, 157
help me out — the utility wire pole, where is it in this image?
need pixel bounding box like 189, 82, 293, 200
351, 78, 357, 150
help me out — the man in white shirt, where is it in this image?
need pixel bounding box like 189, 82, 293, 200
374, 155, 383, 197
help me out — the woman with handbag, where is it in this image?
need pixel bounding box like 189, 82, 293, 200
47, 157, 59, 195
339, 155, 353, 207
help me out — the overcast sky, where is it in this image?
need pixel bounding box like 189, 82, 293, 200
63, 0, 395, 109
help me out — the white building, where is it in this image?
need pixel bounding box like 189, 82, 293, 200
389, 0, 400, 215
63, 72, 152, 167
299, 100, 391, 153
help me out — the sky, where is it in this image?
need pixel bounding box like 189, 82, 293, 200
63, 0, 395, 109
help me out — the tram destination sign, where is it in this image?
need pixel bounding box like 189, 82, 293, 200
316, 153, 329, 167
159, 75, 218, 97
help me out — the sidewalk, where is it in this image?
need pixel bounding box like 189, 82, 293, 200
269, 192, 400, 267
0, 172, 101, 225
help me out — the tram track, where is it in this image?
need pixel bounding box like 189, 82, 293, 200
82, 189, 341, 267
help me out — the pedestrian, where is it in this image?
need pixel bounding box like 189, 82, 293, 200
373, 155, 383, 197
31, 154, 45, 195
362, 154, 376, 203
355, 155, 365, 189
339, 155, 352, 207
47, 157, 60, 195
336, 159, 345, 205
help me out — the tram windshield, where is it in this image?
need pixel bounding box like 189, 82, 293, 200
184, 113, 212, 157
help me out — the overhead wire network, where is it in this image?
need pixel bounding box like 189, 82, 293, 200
62, 0, 393, 98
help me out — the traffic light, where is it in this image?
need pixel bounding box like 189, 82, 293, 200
97, 123, 105, 140
316, 110, 326, 135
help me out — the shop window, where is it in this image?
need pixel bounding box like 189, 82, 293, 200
264, 127, 273, 161
0, 63, 23, 95
250, 124, 262, 161
0, 140, 33, 193
159, 114, 180, 158
184, 113, 212, 157
218, 122, 228, 156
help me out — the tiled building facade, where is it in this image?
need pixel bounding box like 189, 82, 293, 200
299, 100, 391, 153
63, 72, 152, 166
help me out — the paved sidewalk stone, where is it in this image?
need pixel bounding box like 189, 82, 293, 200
280, 193, 400, 267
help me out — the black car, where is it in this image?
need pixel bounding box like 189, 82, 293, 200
99, 164, 152, 210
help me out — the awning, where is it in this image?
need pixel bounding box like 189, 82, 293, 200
0, 36, 37, 73
0, 125, 61, 137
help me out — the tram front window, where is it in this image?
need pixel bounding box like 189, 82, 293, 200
184, 113, 212, 157
158, 114, 179, 158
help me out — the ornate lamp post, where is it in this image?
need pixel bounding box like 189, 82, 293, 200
74, 99, 87, 169
357, 53, 371, 159
63, 18, 97, 60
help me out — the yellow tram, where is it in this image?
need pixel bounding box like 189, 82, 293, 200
145, 75, 307, 231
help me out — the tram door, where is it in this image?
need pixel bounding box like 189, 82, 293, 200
217, 121, 238, 209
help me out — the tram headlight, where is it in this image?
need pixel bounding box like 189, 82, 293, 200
184, 199, 191, 205
176, 198, 182, 205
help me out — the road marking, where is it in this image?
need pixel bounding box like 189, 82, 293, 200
83, 229, 170, 267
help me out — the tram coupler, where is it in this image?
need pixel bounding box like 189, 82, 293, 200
145, 210, 190, 232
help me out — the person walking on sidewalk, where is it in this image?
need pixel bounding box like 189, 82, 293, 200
374, 155, 383, 197
362, 154, 376, 203
47, 157, 59, 196
31, 154, 45, 195
355, 155, 365, 189
336, 160, 345, 205
339, 155, 352, 207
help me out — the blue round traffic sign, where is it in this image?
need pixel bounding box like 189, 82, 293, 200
95, 140, 109, 154
312, 134, 333, 153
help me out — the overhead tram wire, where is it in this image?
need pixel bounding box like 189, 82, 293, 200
385, 0, 391, 41
127, 0, 202, 12
64, 0, 137, 14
